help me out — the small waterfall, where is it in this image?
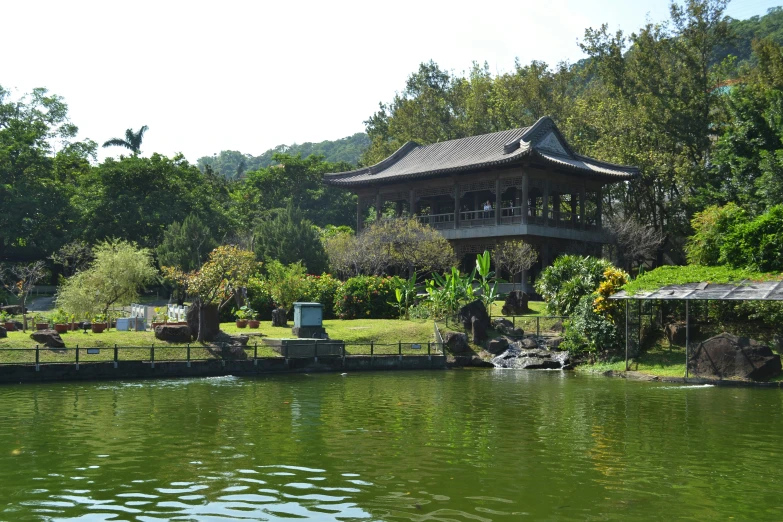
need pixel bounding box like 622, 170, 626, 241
491, 341, 572, 370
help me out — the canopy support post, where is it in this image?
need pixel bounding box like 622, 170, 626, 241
685, 300, 690, 379
625, 299, 629, 371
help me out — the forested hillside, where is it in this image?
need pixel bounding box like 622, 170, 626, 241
196, 133, 369, 179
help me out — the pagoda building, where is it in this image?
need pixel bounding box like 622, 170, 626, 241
324, 117, 638, 291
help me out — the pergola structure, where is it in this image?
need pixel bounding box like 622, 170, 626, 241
324, 117, 639, 290
610, 281, 783, 376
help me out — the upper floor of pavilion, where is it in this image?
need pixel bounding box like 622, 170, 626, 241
324, 117, 639, 241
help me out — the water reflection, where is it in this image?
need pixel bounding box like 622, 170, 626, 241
0, 372, 782, 520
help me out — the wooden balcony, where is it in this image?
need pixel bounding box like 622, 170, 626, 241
416, 208, 606, 243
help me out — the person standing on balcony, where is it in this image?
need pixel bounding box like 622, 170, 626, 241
483, 200, 492, 219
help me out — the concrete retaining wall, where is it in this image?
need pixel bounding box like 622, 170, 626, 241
0, 355, 447, 385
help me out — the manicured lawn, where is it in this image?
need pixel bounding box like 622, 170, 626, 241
0, 319, 439, 363
576, 343, 688, 378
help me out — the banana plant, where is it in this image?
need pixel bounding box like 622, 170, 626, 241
392, 271, 419, 319
475, 250, 503, 309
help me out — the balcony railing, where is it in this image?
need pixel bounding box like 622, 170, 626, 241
417, 213, 455, 229
412, 209, 600, 232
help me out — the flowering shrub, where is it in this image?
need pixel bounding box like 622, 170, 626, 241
334, 275, 402, 319
300, 274, 342, 319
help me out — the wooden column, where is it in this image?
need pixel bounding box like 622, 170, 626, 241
543, 181, 550, 224
579, 184, 586, 229
495, 178, 501, 226
454, 184, 460, 229
409, 189, 416, 217
596, 187, 603, 229
356, 196, 363, 231
396, 200, 402, 217
521, 173, 529, 225
375, 192, 382, 221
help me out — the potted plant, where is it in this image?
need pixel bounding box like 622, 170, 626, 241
52, 309, 70, 334
91, 313, 108, 333
245, 307, 260, 328
0, 311, 14, 331
235, 306, 253, 328
34, 315, 49, 331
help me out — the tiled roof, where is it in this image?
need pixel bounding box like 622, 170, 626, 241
324, 116, 639, 187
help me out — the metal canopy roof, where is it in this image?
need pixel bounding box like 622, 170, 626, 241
610, 280, 783, 301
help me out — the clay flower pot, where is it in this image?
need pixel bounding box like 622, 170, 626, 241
247, 319, 260, 328
236, 319, 248, 328
3, 322, 15, 332
91, 322, 107, 333
36, 323, 49, 331
54, 324, 69, 334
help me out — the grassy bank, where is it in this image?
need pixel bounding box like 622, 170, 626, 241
575, 344, 688, 378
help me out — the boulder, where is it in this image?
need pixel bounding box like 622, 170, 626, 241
0, 305, 26, 315
443, 331, 470, 354
459, 300, 490, 331
154, 324, 192, 343
187, 302, 220, 342
471, 316, 487, 344
29, 329, 65, 348
687, 333, 781, 381
487, 337, 509, 355
520, 337, 539, 349
0, 326, 6, 338
501, 290, 531, 315
550, 320, 565, 333
546, 336, 564, 350
271, 307, 288, 327
491, 318, 524, 337
491, 346, 571, 370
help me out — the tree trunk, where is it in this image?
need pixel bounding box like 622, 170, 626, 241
197, 301, 205, 343
21, 296, 27, 333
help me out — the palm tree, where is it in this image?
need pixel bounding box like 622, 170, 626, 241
102, 125, 148, 155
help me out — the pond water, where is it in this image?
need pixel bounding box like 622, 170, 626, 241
1, 370, 782, 521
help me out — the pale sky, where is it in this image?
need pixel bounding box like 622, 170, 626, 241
2, 0, 779, 163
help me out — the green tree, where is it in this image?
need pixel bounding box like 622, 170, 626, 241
264, 260, 307, 314
157, 213, 216, 271
254, 204, 328, 274
720, 205, 783, 271
56, 240, 158, 320
102, 125, 148, 155
73, 153, 232, 249
494, 240, 538, 291
686, 203, 747, 265
164, 245, 257, 342
0, 86, 93, 260
0, 261, 46, 332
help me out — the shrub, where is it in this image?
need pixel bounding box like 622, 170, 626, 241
246, 276, 275, 320
300, 274, 342, 319
534, 255, 613, 316
334, 275, 402, 319
720, 204, 783, 272
561, 294, 623, 354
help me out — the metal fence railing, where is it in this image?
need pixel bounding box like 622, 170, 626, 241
0, 341, 445, 368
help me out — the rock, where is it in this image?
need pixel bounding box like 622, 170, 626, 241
471, 316, 487, 344
487, 337, 509, 355
550, 320, 565, 333
443, 331, 470, 354
0, 305, 26, 315
501, 290, 531, 315
12, 321, 23, 331
187, 302, 220, 341
520, 337, 539, 349
491, 318, 524, 337
221, 344, 248, 360
0, 326, 6, 338
29, 329, 65, 348
491, 346, 571, 370
546, 336, 564, 349
271, 307, 288, 327
459, 300, 490, 330
687, 332, 781, 381
154, 325, 192, 343
446, 355, 493, 368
